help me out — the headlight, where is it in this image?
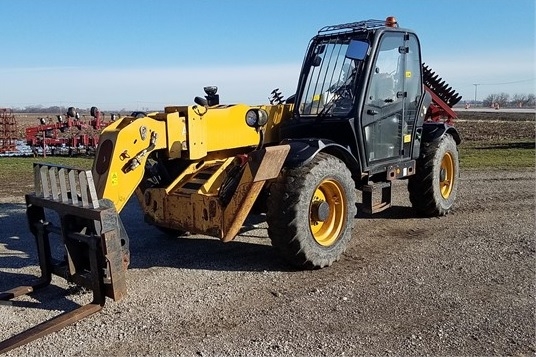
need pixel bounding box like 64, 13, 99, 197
245, 109, 269, 128
245, 110, 258, 127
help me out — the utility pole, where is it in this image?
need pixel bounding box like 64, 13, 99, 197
473, 84, 479, 104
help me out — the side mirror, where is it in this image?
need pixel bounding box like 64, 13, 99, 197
346, 40, 369, 60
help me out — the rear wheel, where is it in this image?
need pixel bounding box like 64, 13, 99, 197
408, 134, 459, 216
267, 153, 357, 269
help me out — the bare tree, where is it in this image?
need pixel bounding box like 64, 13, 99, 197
526, 93, 535, 107
483, 94, 497, 107
511, 93, 527, 107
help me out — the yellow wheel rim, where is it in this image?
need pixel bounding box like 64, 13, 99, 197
440, 152, 455, 199
309, 179, 346, 246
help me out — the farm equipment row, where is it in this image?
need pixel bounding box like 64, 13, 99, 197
24, 106, 114, 156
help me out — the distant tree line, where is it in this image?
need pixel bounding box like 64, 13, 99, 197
482, 93, 535, 108
12, 105, 68, 114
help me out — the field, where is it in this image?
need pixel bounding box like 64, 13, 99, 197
10, 109, 536, 140
2, 110, 534, 200
0, 111, 535, 356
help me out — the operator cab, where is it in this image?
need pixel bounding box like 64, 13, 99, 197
283, 17, 426, 177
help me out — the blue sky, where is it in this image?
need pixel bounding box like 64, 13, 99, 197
0, 0, 534, 110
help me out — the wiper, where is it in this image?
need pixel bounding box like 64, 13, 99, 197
317, 100, 335, 117
317, 82, 350, 117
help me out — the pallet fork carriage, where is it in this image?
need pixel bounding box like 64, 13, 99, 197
0, 164, 128, 354
1, 16, 461, 352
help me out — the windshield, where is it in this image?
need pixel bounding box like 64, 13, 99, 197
298, 38, 365, 117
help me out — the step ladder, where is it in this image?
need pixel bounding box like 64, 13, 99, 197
362, 181, 392, 214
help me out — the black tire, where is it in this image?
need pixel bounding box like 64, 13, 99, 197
267, 153, 357, 269
67, 107, 76, 118
408, 134, 459, 216
90, 106, 99, 117
131, 111, 147, 118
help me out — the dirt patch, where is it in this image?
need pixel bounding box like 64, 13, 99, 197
456, 119, 535, 142
453, 110, 535, 142
456, 110, 535, 122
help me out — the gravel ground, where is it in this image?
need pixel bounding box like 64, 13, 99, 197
0, 168, 534, 356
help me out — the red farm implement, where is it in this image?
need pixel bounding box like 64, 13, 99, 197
25, 106, 113, 156
0, 108, 18, 153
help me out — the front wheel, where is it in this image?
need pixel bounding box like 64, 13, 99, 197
408, 134, 459, 216
267, 153, 357, 269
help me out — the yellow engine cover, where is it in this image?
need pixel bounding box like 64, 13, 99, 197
166, 104, 262, 160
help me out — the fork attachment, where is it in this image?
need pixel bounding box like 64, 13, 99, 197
0, 163, 130, 354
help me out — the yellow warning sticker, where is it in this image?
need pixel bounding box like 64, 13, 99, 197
111, 172, 119, 186
405, 71, 412, 78
403, 134, 412, 143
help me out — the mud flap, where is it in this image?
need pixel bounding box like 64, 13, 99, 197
222, 145, 290, 242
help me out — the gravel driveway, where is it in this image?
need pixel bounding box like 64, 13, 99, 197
0, 168, 534, 356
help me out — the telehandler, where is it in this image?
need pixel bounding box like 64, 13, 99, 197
0, 16, 461, 352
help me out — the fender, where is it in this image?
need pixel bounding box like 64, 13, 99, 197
421, 122, 462, 145
280, 138, 361, 176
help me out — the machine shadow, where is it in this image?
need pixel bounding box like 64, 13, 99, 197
356, 204, 419, 220
1, 200, 292, 276
0, 201, 290, 322
1, 199, 422, 276
0, 274, 84, 313
127, 234, 289, 273
0, 203, 35, 270
121, 199, 290, 272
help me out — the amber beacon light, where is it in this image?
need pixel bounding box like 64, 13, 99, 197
385, 16, 398, 27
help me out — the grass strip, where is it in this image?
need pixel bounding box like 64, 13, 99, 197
0, 157, 93, 182
460, 140, 534, 169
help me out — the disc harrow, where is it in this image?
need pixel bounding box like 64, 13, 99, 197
422, 63, 462, 107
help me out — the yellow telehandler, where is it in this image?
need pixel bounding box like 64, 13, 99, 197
0, 16, 461, 352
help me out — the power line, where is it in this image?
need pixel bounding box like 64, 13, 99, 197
475, 78, 535, 86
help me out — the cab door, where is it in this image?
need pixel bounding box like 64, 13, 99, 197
361, 32, 422, 166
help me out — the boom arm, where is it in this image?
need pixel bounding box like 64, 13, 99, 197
92, 116, 169, 212
91, 103, 290, 213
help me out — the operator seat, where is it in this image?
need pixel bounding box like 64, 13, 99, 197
369, 70, 395, 106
